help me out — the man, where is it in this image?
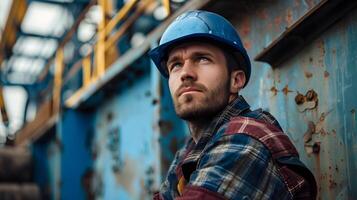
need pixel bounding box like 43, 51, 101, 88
149, 10, 317, 200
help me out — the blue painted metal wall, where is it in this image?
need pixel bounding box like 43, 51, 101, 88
60, 109, 95, 200
32, 129, 62, 200
93, 70, 161, 199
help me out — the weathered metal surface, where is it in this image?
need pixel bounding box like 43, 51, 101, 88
255, 0, 357, 67
206, 0, 357, 199
93, 72, 161, 199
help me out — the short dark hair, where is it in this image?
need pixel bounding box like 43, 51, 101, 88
213, 42, 247, 77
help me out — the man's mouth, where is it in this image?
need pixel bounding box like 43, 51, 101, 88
178, 87, 202, 97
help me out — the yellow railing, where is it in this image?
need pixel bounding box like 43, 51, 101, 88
64, 0, 164, 108
0, 87, 9, 128
14, 0, 172, 144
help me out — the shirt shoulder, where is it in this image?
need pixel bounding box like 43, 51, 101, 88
190, 132, 291, 199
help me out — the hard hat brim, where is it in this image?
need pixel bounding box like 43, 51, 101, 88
149, 33, 251, 87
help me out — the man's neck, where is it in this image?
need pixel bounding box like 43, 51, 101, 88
187, 118, 213, 144
187, 95, 239, 143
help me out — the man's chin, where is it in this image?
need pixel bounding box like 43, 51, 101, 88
175, 106, 217, 121
176, 111, 200, 121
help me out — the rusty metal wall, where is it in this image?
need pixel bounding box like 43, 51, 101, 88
211, 0, 357, 199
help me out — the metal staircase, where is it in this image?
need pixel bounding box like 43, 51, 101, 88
0, 147, 41, 200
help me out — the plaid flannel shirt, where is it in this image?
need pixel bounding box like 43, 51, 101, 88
155, 96, 310, 200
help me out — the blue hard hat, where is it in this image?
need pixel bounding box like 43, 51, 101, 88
148, 10, 251, 87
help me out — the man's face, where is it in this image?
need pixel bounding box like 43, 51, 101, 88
166, 42, 231, 121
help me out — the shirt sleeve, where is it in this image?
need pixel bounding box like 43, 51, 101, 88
181, 134, 291, 200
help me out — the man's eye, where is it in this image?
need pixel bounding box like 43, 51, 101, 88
198, 56, 210, 63
168, 63, 182, 72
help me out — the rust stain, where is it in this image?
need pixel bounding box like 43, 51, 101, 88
312, 142, 320, 154
295, 89, 318, 112
329, 178, 337, 189
295, 92, 305, 105
320, 128, 327, 136
114, 157, 137, 195
243, 40, 252, 50
282, 85, 293, 95
81, 168, 95, 200
241, 18, 250, 36
306, 89, 318, 102
257, 9, 268, 20
158, 120, 173, 136
313, 143, 321, 196
319, 112, 326, 122
139, 166, 155, 198
331, 129, 337, 137
270, 86, 278, 96
304, 71, 313, 78
274, 16, 282, 25
324, 70, 330, 78
317, 39, 326, 67
274, 16, 282, 30
285, 9, 293, 27
303, 121, 315, 143
315, 111, 332, 136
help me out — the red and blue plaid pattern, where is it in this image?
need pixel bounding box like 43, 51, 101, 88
154, 96, 316, 200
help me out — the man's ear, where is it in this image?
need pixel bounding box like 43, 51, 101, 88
230, 70, 246, 94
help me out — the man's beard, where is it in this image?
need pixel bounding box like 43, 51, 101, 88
172, 79, 230, 121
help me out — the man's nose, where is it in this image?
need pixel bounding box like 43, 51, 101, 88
180, 61, 197, 82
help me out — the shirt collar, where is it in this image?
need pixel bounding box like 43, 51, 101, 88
181, 95, 251, 166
